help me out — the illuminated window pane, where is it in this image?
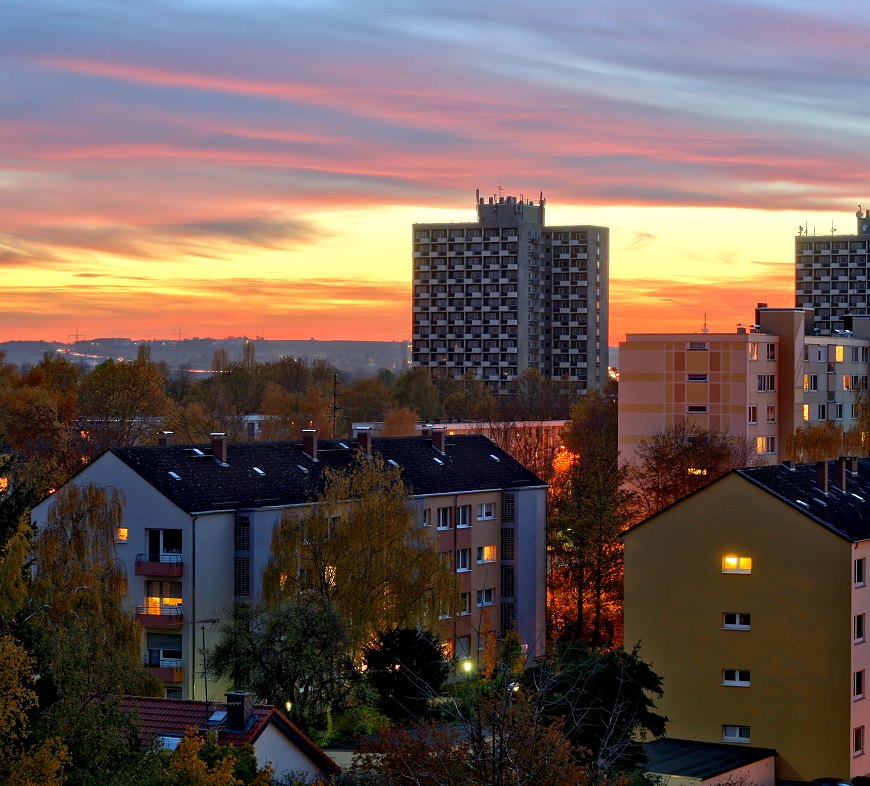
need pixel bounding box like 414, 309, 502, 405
116, 527, 129, 543
722, 556, 752, 574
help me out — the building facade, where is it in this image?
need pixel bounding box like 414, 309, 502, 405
31, 431, 548, 701
795, 207, 870, 334
619, 306, 870, 465
624, 458, 870, 780
412, 192, 608, 393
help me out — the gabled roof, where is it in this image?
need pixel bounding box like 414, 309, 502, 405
737, 459, 870, 542
110, 434, 545, 514
119, 695, 338, 773
643, 738, 776, 780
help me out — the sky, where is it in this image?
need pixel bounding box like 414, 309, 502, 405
4, 0, 870, 345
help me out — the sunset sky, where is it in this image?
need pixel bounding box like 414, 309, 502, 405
4, 0, 870, 345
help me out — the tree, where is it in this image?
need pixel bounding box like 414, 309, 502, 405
210, 595, 353, 731
381, 406, 419, 437
549, 390, 626, 645
262, 454, 455, 655
27, 482, 161, 785
77, 359, 168, 454
363, 627, 449, 722
160, 729, 273, 786
393, 368, 442, 421
341, 377, 394, 427
624, 422, 757, 521
786, 420, 844, 462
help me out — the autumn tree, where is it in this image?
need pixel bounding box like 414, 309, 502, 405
624, 422, 757, 521
393, 368, 442, 421
381, 405, 420, 437
77, 359, 168, 454
159, 729, 274, 786
262, 454, 455, 656
786, 420, 845, 462
210, 594, 354, 731
341, 376, 394, 427
549, 390, 626, 645
27, 482, 161, 785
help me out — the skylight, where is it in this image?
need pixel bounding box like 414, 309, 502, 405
297, 465, 309, 473
388, 459, 399, 467
339, 442, 349, 449
157, 736, 182, 751
854, 493, 866, 502
433, 457, 444, 465
191, 448, 205, 457
168, 471, 181, 480
253, 466, 265, 476
796, 499, 810, 508
208, 710, 228, 725
490, 454, 501, 462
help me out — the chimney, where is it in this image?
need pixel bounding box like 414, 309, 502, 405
848, 456, 860, 475
816, 460, 829, 495
302, 429, 318, 461
210, 432, 227, 464
357, 427, 372, 457
420, 424, 431, 438
832, 458, 847, 492
158, 431, 174, 446
432, 427, 446, 454
781, 460, 795, 471
225, 690, 254, 730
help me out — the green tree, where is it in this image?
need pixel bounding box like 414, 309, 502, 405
263, 454, 455, 655
393, 368, 442, 421
363, 627, 449, 722
210, 595, 353, 731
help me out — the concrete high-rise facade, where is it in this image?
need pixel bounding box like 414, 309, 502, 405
412, 192, 608, 392
795, 207, 870, 334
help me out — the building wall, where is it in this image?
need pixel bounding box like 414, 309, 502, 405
624, 473, 851, 780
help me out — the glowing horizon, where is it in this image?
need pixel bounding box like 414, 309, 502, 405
4, 1, 870, 345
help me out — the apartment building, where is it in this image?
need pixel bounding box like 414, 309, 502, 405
624, 458, 870, 780
31, 430, 547, 700
412, 191, 608, 393
796, 207, 870, 334
619, 306, 870, 465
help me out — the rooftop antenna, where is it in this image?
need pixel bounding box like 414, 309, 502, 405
702, 314, 709, 334
831, 220, 838, 235
192, 618, 219, 720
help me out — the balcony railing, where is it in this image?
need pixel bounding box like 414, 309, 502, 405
135, 553, 183, 577
144, 657, 184, 683
137, 606, 183, 629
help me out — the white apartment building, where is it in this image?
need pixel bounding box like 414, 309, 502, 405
412, 191, 608, 393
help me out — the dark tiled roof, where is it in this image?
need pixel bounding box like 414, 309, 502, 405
737, 459, 870, 542
643, 738, 776, 780
119, 695, 337, 773
111, 435, 545, 514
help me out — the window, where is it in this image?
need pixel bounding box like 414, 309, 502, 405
146, 633, 183, 668
501, 494, 515, 523
748, 342, 758, 361
477, 588, 495, 607
456, 548, 470, 572
234, 556, 250, 597
856, 558, 866, 586
459, 592, 471, 615
722, 555, 752, 574
757, 374, 775, 392
836, 402, 844, 420
836, 345, 845, 362
723, 612, 751, 630
804, 373, 819, 391
687, 405, 707, 413
456, 505, 471, 528
766, 343, 776, 360
478, 502, 495, 520
766, 405, 776, 423
845, 375, 854, 391
803, 404, 810, 422
234, 516, 250, 550
437, 507, 452, 529
477, 545, 497, 563
147, 528, 182, 557
116, 527, 129, 543
688, 342, 708, 351
856, 613, 866, 642
456, 635, 471, 660
748, 406, 758, 425
755, 436, 775, 455
818, 403, 827, 420
688, 373, 708, 382
722, 725, 751, 743
855, 725, 865, 756
722, 669, 751, 687
145, 580, 182, 612
856, 670, 866, 699
421, 508, 431, 526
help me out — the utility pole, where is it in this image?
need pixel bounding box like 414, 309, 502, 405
191, 617, 219, 718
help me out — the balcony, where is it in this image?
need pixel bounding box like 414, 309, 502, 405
144, 658, 184, 683
135, 553, 183, 577
137, 605, 183, 630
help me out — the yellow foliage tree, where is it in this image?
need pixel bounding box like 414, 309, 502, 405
786, 420, 845, 462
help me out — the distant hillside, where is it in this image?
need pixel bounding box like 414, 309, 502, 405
1, 337, 411, 378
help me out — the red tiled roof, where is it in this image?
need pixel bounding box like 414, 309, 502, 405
119, 696, 338, 774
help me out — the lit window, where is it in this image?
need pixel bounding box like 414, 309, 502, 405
845, 375, 853, 391
836, 345, 845, 363
856, 614, 866, 642
856, 558, 866, 586
803, 404, 810, 422
748, 343, 758, 361
477, 545, 497, 563
855, 670, 865, 699
722, 556, 752, 574
145, 580, 182, 612
722, 669, 751, 687
855, 725, 865, 756
477, 588, 495, 607
456, 548, 470, 573
456, 505, 471, 528
0, 477, 8, 494
755, 436, 775, 455
723, 612, 751, 630
478, 502, 495, 520
116, 527, 129, 543
722, 725, 751, 743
